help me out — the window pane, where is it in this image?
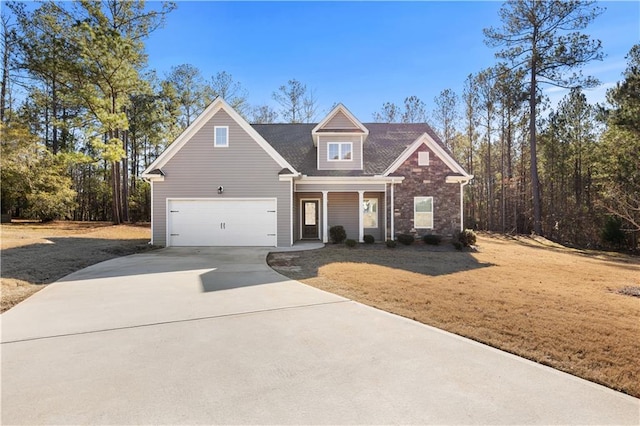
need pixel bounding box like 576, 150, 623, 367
215, 127, 228, 146
328, 144, 340, 160
415, 212, 433, 228
415, 197, 432, 212
363, 199, 378, 228
304, 202, 316, 225
341, 143, 352, 160
414, 197, 433, 228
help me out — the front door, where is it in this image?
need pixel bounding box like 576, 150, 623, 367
302, 200, 319, 239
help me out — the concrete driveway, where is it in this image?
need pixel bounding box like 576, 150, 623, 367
1, 247, 638, 425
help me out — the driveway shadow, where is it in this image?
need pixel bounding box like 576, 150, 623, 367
1, 237, 153, 286
267, 243, 494, 281
199, 268, 289, 292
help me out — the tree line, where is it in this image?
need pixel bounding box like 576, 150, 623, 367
0, 0, 319, 225
371, 1, 638, 250
1, 0, 638, 250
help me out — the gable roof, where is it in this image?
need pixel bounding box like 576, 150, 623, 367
142, 98, 298, 178
252, 122, 466, 177
382, 131, 472, 178
311, 104, 369, 146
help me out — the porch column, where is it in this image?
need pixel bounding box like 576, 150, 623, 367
460, 181, 469, 231
390, 181, 395, 240
358, 190, 365, 243
322, 191, 329, 243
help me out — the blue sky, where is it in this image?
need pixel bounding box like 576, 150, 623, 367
145, 1, 639, 121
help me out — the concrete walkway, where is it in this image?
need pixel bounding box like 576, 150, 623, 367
1, 247, 638, 425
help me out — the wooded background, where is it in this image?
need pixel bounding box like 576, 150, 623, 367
1, 1, 638, 250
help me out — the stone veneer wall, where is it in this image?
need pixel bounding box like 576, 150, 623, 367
389, 147, 461, 237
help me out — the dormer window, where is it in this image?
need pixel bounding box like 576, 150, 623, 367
328, 142, 352, 161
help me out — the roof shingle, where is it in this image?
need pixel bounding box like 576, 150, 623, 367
252, 122, 445, 176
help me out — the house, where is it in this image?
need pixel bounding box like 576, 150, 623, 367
142, 98, 473, 247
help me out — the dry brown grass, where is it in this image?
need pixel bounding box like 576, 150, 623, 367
268, 234, 640, 397
1, 221, 153, 312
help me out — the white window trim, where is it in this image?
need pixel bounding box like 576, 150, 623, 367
414, 196, 434, 229
418, 151, 430, 166
327, 142, 353, 162
363, 197, 378, 228
214, 126, 229, 148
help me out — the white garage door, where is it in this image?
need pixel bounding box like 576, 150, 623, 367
168, 199, 277, 247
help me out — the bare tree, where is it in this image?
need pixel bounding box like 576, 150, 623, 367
432, 89, 460, 154
250, 105, 278, 124
302, 88, 318, 123
206, 71, 248, 116
401, 96, 428, 123
372, 101, 400, 122
272, 79, 317, 123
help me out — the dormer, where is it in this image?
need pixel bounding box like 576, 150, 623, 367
312, 104, 369, 171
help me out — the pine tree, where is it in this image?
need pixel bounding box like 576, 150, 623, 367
484, 0, 603, 235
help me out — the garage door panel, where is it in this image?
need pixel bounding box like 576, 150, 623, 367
168, 199, 276, 247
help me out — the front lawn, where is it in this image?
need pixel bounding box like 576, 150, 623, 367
1, 221, 154, 312
267, 234, 640, 397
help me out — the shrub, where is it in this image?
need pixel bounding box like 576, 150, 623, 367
345, 239, 357, 248
452, 241, 463, 251
363, 234, 375, 244
386, 239, 397, 248
601, 216, 625, 247
329, 225, 347, 244
456, 229, 477, 247
396, 234, 415, 245
423, 234, 442, 245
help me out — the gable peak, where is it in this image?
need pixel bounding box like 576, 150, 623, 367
312, 104, 369, 145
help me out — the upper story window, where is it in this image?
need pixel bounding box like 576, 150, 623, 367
214, 126, 229, 147
328, 142, 352, 161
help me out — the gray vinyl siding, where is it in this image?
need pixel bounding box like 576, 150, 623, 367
317, 135, 362, 170
152, 109, 291, 247
327, 192, 359, 241
296, 183, 385, 192
363, 192, 383, 241
324, 111, 359, 129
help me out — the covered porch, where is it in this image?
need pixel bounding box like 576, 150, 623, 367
293, 177, 403, 243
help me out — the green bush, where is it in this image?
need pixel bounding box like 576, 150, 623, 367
386, 239, 397, 248
423, 234, 442, 245
452, 241, 463, 250
456, 229, 477, 247
363, 234, 375, 244
396, 234, 415, 245
345, 238, 357, 248
329, 225, 347, 244
601, 216, 625, 247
